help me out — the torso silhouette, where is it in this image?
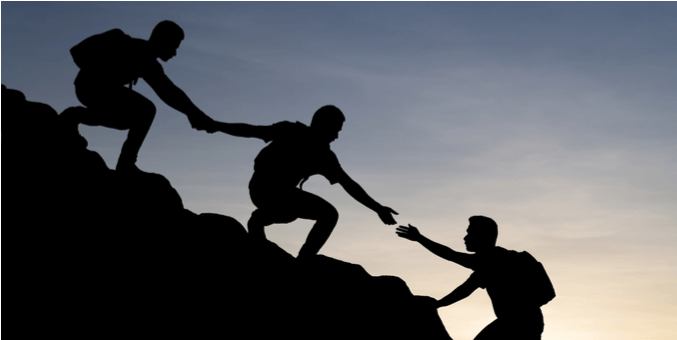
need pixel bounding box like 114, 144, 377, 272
469, 247, 544, 319
72, 29, 164, 88
250, 121, 343, 190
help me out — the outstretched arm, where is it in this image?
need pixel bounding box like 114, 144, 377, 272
337, 172, 398, 225
436, 276, 479, 308
211, 121, 268, 140
145, 74, 214, 131
396, 224, 476, 269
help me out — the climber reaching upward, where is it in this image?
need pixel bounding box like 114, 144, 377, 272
397, 216, 556, 340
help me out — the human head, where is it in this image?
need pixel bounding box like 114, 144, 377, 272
463, 215, 498, 252
149, 20, 185, 62
310, 105, 345, 143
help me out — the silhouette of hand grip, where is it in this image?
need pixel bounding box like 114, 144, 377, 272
189, 113, 217, 134
396, 224, 421, 241
203, 119, 218, 134
378, 206, 398, 225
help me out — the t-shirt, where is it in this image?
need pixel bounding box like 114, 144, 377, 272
250, 121, 344, 189
467, 247, 541, 319
74, 33, 165, 88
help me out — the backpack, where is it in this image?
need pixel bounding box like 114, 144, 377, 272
70, 29, 132, 71
513, 251, 556, 307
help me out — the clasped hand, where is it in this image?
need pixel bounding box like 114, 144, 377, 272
189, 114, 218, 134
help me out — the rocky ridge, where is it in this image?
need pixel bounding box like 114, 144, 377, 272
3, 84, 452, 339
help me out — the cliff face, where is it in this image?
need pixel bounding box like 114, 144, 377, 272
3, 85, 452, 339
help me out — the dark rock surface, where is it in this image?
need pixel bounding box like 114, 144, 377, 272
2, 85, 452, 339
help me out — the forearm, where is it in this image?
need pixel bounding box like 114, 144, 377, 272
147, 75, 204, 119
159, 85, 203, 118
417, 236, 476, 269
437, 286, 473, 308
213, 122, 260, 138
342, 179, 382, 212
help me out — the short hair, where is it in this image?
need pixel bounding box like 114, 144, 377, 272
311, 105, 345, 128
468, 215, 498, 245
151, 20, 185, 42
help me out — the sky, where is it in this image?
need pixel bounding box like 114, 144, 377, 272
2, 2, 676, 339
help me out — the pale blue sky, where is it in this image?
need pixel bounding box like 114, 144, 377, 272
3, 2, 676, 339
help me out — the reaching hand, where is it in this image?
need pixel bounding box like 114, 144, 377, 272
396, 224, 421, 242
377, 206, 398, 225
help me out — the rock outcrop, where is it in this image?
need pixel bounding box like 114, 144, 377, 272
3, 85, 452, 339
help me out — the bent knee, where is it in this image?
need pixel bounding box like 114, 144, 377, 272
139, 101, 157, 120
130, 100, 156, 129
319, 204, 339, 224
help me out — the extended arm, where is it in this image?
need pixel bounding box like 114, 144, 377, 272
436, 276, 480, 308
396, 225, 477, 269
211, 121, 268, 139
145, 74, 214, 131
337, 171, 398, 225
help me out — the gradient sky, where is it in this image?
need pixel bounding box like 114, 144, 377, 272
2, 2, 676, 339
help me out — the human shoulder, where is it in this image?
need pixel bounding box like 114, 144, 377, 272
126, 38, 154, 60
129, 38, 164, 79
271, 121, 308, 137
495, 246, 514, 255
491, 247, 519, 265
472, 247, 509, 272
128, 36, 150, 49
91, 28, 128, 40
471, 248, 509, 289
257, 121, 306, 143
272, 120, 307, 130
101, 28, 135, 48
495, 247, 534, 263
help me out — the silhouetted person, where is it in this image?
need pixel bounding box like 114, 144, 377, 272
397, 216, 555, 340
212, 105, 398, 258
63, 21, 215, 173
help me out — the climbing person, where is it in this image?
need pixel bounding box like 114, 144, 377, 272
63, 20, 215, 172
397, 216, 555, 339
212, 105, 398, 258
